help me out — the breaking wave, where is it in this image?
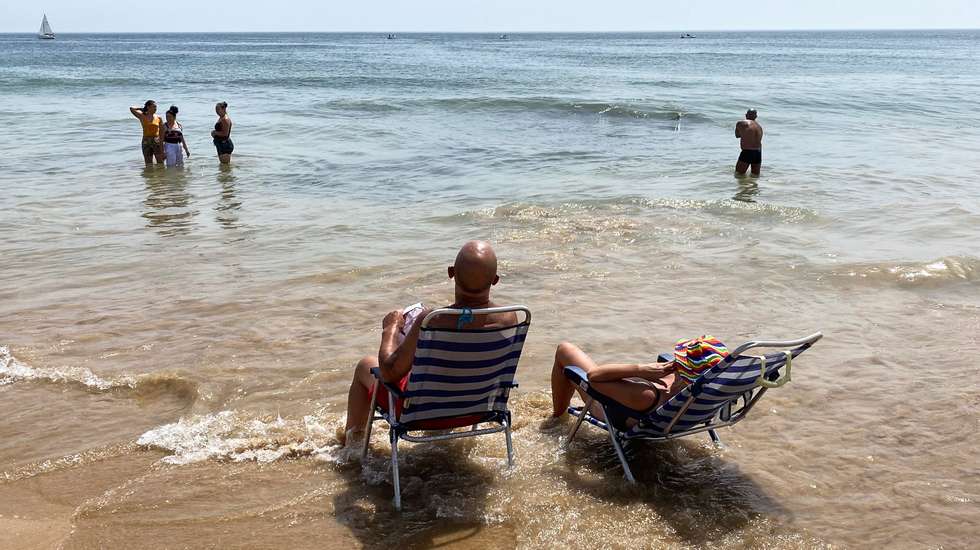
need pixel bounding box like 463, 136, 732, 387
823, 256, 980, 288
427, 97, 714, 122
0, 346, 198, 401
136, 410, 342, 465
448, 196, 819, 224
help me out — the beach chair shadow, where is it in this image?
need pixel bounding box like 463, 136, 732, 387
328, 437, 501, 549
552, 428, 791, 545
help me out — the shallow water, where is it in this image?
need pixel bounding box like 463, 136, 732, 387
1, 31, 979, 549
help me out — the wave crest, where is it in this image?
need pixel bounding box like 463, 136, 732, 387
0, 346, 198, 401
826, 256, 980, 288
136, 410, 340, 465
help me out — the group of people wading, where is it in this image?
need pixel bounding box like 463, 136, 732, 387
129, 100, 234, 166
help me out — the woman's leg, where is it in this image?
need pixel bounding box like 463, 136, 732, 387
153, 143, 165, 165
551, 342, 660, 418
219, 153, 231, 165
142, 143, 153, 165
550, 341, 598, 417
342, 355, 379, 444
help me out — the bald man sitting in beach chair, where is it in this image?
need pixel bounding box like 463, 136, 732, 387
341, 240, 518, 446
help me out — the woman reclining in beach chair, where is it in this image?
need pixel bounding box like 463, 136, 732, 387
550, 333, 822, 482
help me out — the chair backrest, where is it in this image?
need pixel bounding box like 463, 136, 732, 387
641, 333, 822, 433
398, 306, 531, 424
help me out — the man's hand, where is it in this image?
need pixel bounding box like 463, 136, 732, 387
735, 120, 747, 138
382, 309, 405, 332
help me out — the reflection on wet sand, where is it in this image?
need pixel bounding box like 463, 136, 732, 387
215, 163, 242, 230
141, 166, 198, 236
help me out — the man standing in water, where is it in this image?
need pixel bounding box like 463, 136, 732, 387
341, 241, 517, 447
735, 109, 764, 176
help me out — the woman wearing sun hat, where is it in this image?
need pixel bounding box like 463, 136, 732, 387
549, 336, 729, 426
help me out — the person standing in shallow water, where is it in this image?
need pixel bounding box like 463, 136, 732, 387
735, 108, 764, 176
211, 101, 234, 164
130, 100, 165, 165
162, 105, 190, 167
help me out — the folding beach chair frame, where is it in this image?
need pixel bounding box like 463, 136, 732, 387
362, 305, 532, 511
564, 332, 823, 483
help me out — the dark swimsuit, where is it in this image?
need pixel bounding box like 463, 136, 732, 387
164, 125, 183, 144
738, 149, 762, 165
213, 120, 234, 155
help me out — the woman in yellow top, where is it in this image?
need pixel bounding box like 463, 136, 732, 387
129, 100, 165, 165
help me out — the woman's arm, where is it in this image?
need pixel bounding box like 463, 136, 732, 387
587, 361, 675, 383
130, 106, 143, 118
181, 124, 190, 156
213, 118, 230, 140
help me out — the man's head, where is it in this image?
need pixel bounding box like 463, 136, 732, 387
745, 109, 758, 120
448, 240, 499, 302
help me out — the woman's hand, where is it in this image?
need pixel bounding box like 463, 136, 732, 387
637, 361, 676, 379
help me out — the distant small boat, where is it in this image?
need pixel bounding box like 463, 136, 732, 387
386, 34, 396, 40
38, 14, 55, 39
498, 34, 508, 40
680, 33, 696, 39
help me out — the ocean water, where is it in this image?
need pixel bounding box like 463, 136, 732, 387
1, 31, 978, 549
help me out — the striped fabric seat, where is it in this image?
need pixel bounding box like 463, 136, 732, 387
364, 305, 531, 511
399, 323, 528, 424
631, 348, 803, 436
562, 332, 822, 483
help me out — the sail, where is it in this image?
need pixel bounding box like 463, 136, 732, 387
39, 15, 53, 36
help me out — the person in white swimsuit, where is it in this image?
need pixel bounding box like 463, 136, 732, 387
162, 105, 190, 167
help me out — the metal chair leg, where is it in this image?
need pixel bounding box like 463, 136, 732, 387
564, 396, 593, 448
504, 416, 514, 467
390, 428, 402, 511
708, 428, 723, 447
361, 381, 378, 459
602, 405, 636, 483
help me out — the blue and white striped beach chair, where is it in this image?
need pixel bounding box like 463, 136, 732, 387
362, 306, 531, 510
563, 332, 822, 482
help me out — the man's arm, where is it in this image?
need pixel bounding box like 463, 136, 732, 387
735, 120, 746, 138
377, 308, 428, 383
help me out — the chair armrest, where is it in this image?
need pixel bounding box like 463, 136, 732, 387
563, 365, 648, 422
369, 367, 405, 397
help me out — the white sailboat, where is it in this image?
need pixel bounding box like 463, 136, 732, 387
38, 14, 55, 40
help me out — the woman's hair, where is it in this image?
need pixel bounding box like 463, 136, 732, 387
143, 100, 156, 111
167, 105, 179, 116
217, 101, 228, 110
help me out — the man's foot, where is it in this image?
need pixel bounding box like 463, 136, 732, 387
342, 428, 365, 448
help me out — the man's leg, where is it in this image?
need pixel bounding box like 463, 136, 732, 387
750, 163, 761, 176
735, 160, 750, 175
343, 355, 379, 444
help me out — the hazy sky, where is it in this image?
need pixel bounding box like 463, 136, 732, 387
4, 0, 979, 33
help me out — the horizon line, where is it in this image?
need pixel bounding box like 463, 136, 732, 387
2, 27, 979, 34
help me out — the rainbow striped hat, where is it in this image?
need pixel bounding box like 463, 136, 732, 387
673, 336, 730, 384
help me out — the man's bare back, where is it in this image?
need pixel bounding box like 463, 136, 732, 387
735, 109, 764, 176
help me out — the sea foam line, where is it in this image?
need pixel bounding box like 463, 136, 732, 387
0, 345, 133, 390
